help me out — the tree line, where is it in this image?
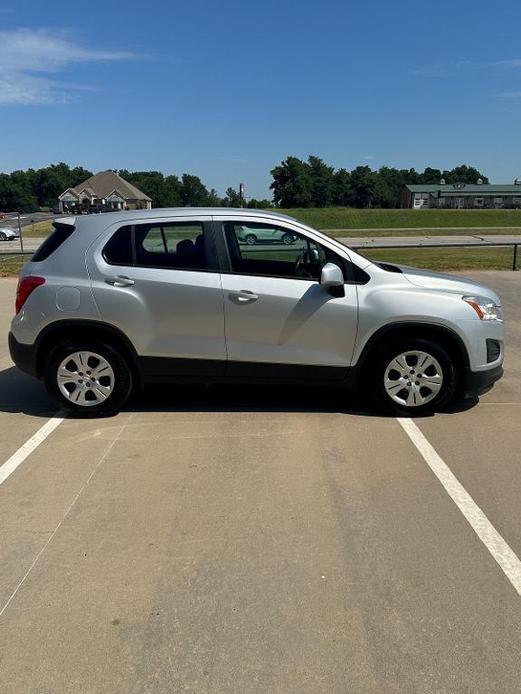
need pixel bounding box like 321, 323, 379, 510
270, 156, 489, 208
0, 163, 93, 213
117, 170, 271, 210
0, 159, 489, 213
0, 163, 272, 213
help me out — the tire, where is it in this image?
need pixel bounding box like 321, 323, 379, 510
282, 233, 295, 245
0, 232, 6, 241
43, 339, 133, 417
370, 339, 457, 415
245, 234, 257, 246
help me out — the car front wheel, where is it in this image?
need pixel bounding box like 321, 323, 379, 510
371, 339, 457, 415
0, 232, 7, 241
43, 340, 133, 417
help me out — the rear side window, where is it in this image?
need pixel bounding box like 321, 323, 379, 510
103, 226, 133, 265
103, 222, 210, 271
135, 222, 206, 270
32, 224, 75, 262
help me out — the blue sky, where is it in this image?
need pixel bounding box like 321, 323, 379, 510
1, 0, 521, 198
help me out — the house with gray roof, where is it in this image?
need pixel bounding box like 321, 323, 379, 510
58, 170, 152, 213
402, 180, 521, 209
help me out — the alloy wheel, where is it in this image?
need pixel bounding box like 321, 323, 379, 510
384, 350, 443, 408
56, 351, 115, 407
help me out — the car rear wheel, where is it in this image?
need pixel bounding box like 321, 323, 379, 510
245, 234, 257, 246
371, 339, 457, 415
43, 340, 133, 417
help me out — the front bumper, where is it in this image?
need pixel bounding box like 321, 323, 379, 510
8, 331, 38, 377
463, 364, 503, 398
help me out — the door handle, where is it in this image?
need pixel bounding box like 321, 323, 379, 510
105, 275, 135, 287
229, 290, 259, 304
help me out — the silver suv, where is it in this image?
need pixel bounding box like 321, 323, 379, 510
8, 208, 504, 416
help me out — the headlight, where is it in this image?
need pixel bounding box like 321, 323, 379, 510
463, 295, 503, 321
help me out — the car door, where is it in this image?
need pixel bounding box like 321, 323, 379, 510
218, 219, 359, 379
87, 216, 226, 376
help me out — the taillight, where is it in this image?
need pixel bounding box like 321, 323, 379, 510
15, 276, 45, 314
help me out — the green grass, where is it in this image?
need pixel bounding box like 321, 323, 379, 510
241, 240, 517, 271
20, 220, 54, 238
361, 247, 514, 271
20, 210, 521, 239
0, 247, 515, 276
276, 207, 521, 231
0, 254, 28, 277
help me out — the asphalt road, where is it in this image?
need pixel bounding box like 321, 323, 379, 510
338, 233, 521, 248
0, 272, 520, 693
0, 213, 56, 254
1, 212, 57, 229
2, 233, 521, 257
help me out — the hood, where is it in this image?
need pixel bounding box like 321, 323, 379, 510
389, 263, 502, 304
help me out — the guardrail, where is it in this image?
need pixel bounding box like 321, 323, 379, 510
348, 240, 519, 271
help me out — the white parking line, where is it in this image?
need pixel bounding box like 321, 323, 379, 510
398, 417, 521, 596
0, 413, 66, 487
0, 414, 131, 618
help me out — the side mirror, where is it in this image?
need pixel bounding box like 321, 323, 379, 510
320, 263, 345, 297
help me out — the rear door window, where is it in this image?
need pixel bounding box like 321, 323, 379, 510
135, 222, 206, 270
103, 221, 212, 271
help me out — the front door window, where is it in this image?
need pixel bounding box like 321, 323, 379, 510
223, 222, 345, 281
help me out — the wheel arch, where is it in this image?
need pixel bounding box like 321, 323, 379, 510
35, 319, 143, 388
354, 321, 469, 381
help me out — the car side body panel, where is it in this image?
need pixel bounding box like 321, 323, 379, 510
353, 265, 504, 373
85, 217, 226, 364
8, 207, 505, 408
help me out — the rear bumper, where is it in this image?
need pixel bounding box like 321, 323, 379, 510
8, 332, 38, 377
463, 364, 503, 398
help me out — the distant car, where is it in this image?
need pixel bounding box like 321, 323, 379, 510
0, 228, 19, 241
236, 225, 296, 246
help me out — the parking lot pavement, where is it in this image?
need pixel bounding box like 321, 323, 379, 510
0, 279, 58, 462
412, 272, 521, 560
0, 272, 521, 693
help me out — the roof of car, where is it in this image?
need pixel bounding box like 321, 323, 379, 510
61, 207, 296, 228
